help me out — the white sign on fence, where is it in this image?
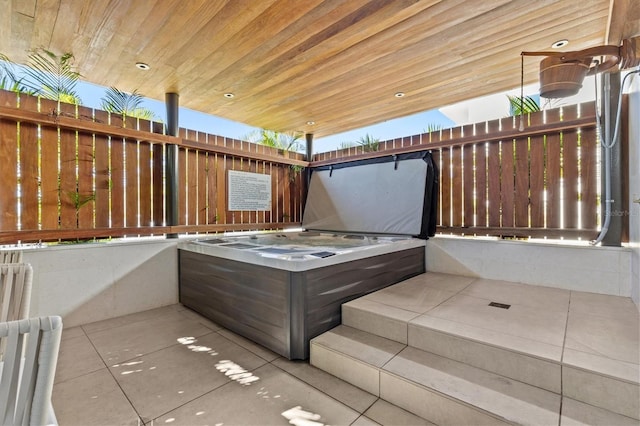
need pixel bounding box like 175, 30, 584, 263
228, 170, 272, 211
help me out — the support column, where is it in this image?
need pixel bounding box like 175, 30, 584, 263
305, 133, 314, 161
305, 133, 314, 190
600, 72, 622, 246
165, 93, 179, 238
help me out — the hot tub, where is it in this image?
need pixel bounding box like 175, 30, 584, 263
179, 232, 425, 359
179, 151, 437, 359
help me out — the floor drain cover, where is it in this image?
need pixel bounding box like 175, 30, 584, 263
488, 302, 511, 309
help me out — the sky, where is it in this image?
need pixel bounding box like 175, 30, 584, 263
75, 79, 455, 154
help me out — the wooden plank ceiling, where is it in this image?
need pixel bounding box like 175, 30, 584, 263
1, 0, 638, 140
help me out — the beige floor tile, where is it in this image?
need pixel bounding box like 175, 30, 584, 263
311, 341, 382, 396
176, 306, 222, 331
217, 328, 281, 362
382, 347, 560, 426
408, 322, 561, 392
380, 371, 509, 426
343, 298, 419, 343
110, 331, 268, 421
60, 325, 86, 341
569, 291, 640, 320
311, 325, 405, 367
87, 313, 214, 364
364, 279, 459, 313
81, 304, 183, 334
352, 415, 381, 426
410, 312, 564, 363
153, 363, 360, 425
563, 365, 640, 419
272, 357, 377, 413
563, 348, 639, 384
55, 333, 105, 384
565, 311, 639, 365
52, 368, 140, 426
561, 397, 640, 426
425, 293, 568, 347
463, 278, 570, 312
363, 399, 436, 426
402, 272, 475, 293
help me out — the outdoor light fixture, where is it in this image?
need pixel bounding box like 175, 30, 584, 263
551, 39, 569, 49
135, 62, 150, 70
306, 121, 315, 125
224, 93, 235, 98
394, 92, 405, 98
522, 36, 639, 98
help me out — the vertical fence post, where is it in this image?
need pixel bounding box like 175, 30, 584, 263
166, 92, 179, 238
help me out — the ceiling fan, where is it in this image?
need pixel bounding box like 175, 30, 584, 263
521, 36, 640, 98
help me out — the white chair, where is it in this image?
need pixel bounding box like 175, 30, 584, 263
1, 264, 32, 323
0, 316, 63, 426
1, 251, 23, 264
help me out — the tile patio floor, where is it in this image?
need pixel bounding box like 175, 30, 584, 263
51, 273, 640, 425
52, 304, 431, 426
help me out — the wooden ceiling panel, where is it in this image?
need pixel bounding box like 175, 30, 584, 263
0, 0, 635, 139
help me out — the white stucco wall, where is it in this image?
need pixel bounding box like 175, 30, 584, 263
426, 237, 632, 297
22, 238, 179, 327
12, 231, 636, 328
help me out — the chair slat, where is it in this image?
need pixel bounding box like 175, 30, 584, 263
0, 264, 32, 323
0, 316, 63, 425
0, 251, 23, 264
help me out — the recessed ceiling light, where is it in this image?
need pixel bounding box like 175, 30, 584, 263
394, 92, 405, 98
306, 121, 315, 125
551, 39, 569, 49
135, 62, 150, 70
223, 93, 234, 98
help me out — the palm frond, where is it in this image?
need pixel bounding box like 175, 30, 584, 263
0, 54, 36, 94
357, 134, 380, 152
507, 95, 540, 116
100, 86, 158, 120
22, 48, 82, 104
424, 123, 442, 133
339, 141, 356, 149
247, 129, 304, 152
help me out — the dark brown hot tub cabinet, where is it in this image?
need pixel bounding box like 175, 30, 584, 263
178, 244, 425, 359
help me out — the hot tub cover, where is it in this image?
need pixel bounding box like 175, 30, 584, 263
302, 151, 438, 239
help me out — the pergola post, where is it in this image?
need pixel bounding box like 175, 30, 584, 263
305, 133, 314, 189
165, 92, 179, 238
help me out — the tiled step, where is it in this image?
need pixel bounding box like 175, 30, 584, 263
560, 397, 640, 426
342, 273, 565, 392
309, 324, 405, 395
310, 325, 561, 425
341, 272, 640, 419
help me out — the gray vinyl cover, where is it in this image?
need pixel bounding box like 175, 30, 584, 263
302, 157, 428, 236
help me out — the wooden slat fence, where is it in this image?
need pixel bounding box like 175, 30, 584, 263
0, 90, 306, 244
1, 91, 613, 243
313, 102, 607, 240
